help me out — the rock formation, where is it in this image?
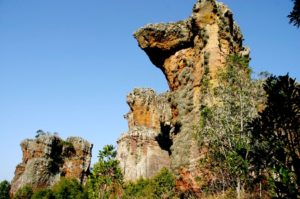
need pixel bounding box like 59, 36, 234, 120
10, 134, 92, 196
117, 89, 173, 181
117, 0, 249, 193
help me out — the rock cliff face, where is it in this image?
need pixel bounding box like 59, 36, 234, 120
117, 0, 249, 193
117, 89, 172, 181
10, 134, 92, 195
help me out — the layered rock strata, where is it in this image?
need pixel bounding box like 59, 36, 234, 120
10, 134, 92, 195
117, 0, 249, 193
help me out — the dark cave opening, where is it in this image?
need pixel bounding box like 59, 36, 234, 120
155, 122, 175, 155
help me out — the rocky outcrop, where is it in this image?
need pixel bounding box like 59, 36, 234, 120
117, 89, 173, 181
10, 134, 92, 195
117, 0, 249, 194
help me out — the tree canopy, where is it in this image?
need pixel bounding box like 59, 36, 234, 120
0, 180, 11, 199
249, 74, 300, 198
289, 0, 300, 27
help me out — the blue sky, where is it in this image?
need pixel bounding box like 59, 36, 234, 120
0, 0, 299, 181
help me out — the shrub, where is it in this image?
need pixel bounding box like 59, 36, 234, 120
123, 178, 153, 198
13, 185, 33, 199
123, 168, 176, 199
52, 178, 87, 199
31, 189, 55, 199
152, 168, 176, 198
0, 180, 10, 199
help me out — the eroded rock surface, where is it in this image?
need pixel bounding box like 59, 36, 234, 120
118, 0, 249, 193
10, 134, 92, 195
117, 89, 173, 181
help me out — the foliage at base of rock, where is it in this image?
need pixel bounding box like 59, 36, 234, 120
0, 181, 11, 199
123, 168, 176, 199
13, 178, 87, 199
13, 186, 33, 199
31, 189, 55, 199
52, 178, 87, 199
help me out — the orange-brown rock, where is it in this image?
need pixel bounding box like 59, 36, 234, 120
117, 89, 173, 181
117, 0, 249, 194
10, 134, 92, 196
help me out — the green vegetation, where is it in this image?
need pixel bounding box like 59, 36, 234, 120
249, 74, 300, 198
0, 180, 11, 199
197, 53, 299, 198
86, 145, 123, 199
124, 168, 176, 199
197, 54, 264, 198
31, 189, 55, 199
288, 0, 300, 28
13, 178, 86, 199
87, 145, 176, 198
52, 178, 87, 199
13, 186, 33, 199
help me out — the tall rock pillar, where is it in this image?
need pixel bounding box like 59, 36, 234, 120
117, 0, 249, 192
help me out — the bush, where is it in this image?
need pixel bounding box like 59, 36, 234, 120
152, 168, 176, 198
0, 180, 11, 199
31, 189, 55, 199
123, 178, 153, 198
52, 178, 87, 199
123, 168, 176, 199
13, 185, 33, 199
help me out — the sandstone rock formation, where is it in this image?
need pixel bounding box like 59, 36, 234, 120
10, 134, 92, 195
117, 0, 249, 193
117, 88, 173, 181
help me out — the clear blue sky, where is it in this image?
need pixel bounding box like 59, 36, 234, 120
0, 0, 299, 181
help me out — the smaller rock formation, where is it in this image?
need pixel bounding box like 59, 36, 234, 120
10, 134, 92, 196
117, 88, 173, 181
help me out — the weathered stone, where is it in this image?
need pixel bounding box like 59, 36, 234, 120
10, 134, 92, 196
117, 89, 173, 181
125, 88, 172, 131
117, 127, 171, 181
117, 0, 249, 193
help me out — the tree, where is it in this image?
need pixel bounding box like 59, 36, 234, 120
0, 180, 11, 199
35, 129, 46, 138
197, 55, 265, 197
249, 74, 300, 198
288, 0, 300, 28
86, 145, 123, 199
